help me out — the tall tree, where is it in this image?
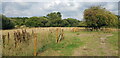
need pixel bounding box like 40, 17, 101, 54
46, 12, 62, 20
84, 6, 118, 30
46, 12, 62, 27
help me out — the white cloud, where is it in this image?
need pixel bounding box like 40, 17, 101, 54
103, 2, 118, 15
2, 0, 120, 2
1, 2, 118, 20
104, 3, 118, 10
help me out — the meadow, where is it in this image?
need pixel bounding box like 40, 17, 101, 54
1, 27, 119, 56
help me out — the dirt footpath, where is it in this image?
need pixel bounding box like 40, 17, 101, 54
72, 33, 118, 56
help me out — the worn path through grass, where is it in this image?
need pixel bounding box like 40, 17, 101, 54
37, 31, 118, 56
73, 31, 118, 56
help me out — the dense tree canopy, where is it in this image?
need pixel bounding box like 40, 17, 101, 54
117, 15, 120, 28
46, 12, 62, 20
64, 18, 80, 27
9, 12, 81, 28
46, 12, 62, 27
0, 14, 15, 29
11, 17, 29, 26
25, 16, 48, 27
78, 21, 87, 27
1, 9, 119, 29
84, 6, 118, 29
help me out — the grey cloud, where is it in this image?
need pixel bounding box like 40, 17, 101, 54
3, 0, 120, 2
1, 2, 118, 20
0, 3, 2, 14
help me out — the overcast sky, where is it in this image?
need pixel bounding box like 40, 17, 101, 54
1, 0, 119, 20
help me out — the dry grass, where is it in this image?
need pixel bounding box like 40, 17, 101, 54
0, 27, 118, 56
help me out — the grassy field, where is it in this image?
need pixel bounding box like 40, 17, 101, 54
1, 27, 118, 56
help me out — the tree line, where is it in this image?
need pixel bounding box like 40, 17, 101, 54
0, 6, 119, 30
1, 12, 85, 29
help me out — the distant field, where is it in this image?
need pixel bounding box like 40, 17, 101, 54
1, 27, 119, 56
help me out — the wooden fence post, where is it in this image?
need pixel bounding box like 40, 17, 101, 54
8, 32, 10, 44
34, 32, 37, 56
62, 29, 64, 39
2, 35, 6, 48
56, 28, 59, 43
32, 30, 34, 35
73, 27, 75, 32
14, 31, 16, 48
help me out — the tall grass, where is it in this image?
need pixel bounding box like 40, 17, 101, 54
2, 27, 118, 56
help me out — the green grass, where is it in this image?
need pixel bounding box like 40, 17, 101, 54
107, 32, 118, 50
2, 28, 118, 56
37, 30, 118, 56
38, 31, 84, 56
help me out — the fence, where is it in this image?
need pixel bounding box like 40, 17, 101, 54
1, 27, 118, 56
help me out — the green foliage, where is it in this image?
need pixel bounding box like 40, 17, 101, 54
78, 21, 87, 27
84, 6, 118, 29
64, 18, 80, 27
1, 12, 83, 28
0, 14, 15, 29
25, 16, 48, 27
11, 17, 29, 26
24, 12, 81, 27
61, 19, 70, 27
118, 20, 120, 28
46, 12, 62, 27
46, 12, 62, 20
116, 15, 120, 28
